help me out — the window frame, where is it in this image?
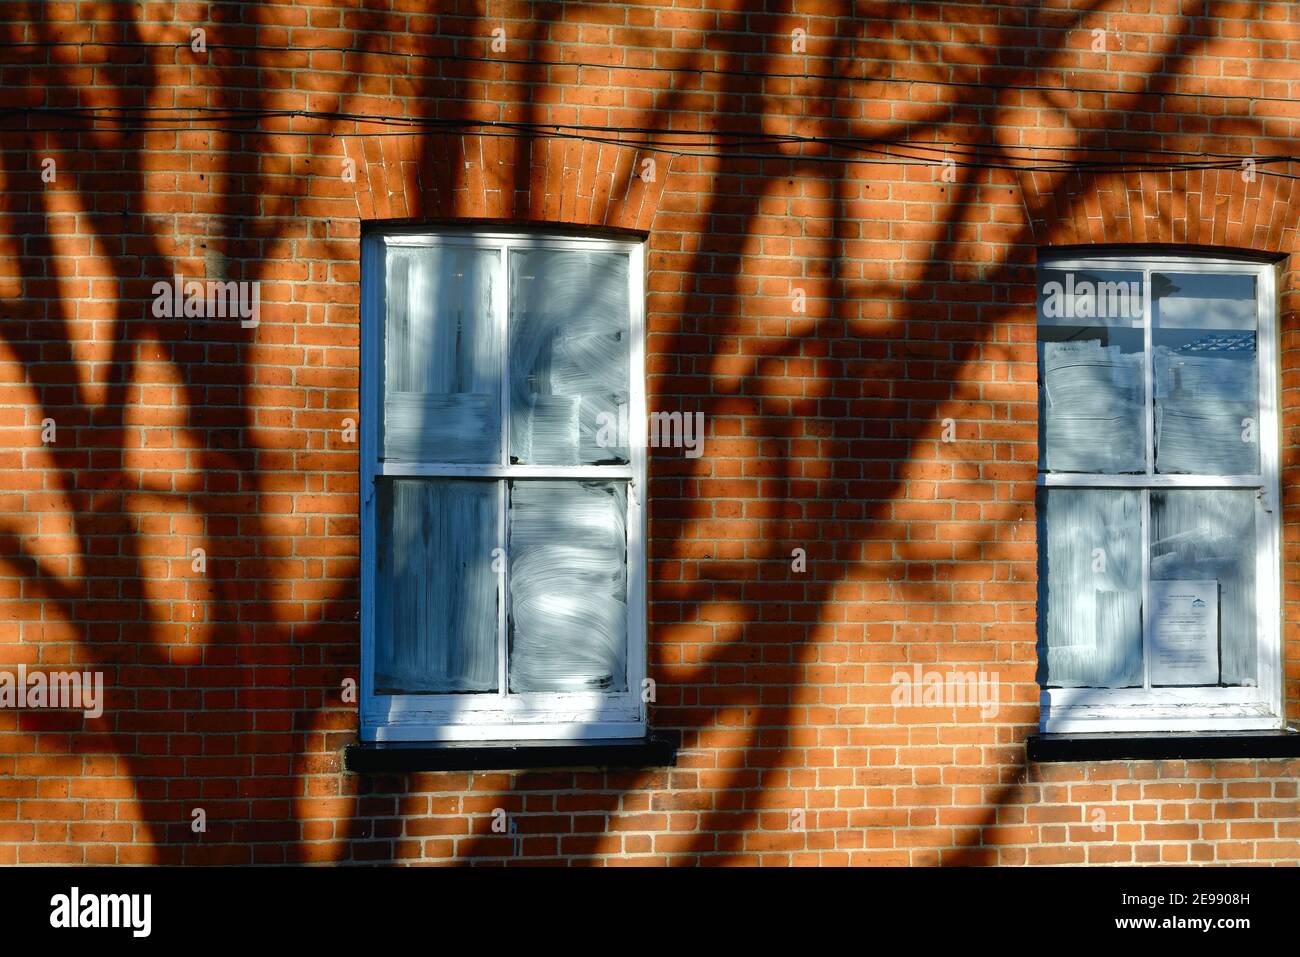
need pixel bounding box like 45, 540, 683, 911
359, 228, 648, 742
1035, 250, 1283, 733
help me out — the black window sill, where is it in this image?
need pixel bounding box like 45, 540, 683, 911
345, 732, 678, 773
1028, 729, 1300, 762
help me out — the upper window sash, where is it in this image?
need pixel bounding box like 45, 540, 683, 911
1035, 255, 1276, 485
371, 233, 644, 479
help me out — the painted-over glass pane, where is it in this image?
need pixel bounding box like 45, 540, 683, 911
1039, 488, 1143, 688
375, 479, 499, 694
1150, 489, 1257, 686
509, 249, 631, 465
508, 480, 628, 692
1037, 268, 1145, 474
383, 244, 502, 463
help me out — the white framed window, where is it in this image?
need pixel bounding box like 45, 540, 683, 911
359, 228, 647, 742
1036, 251, 1282, 732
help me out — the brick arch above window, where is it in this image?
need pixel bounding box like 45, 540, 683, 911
340, 134, 668, 232
1018, 168, 1300, 257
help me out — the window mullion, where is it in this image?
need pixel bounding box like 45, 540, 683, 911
498, 242, 510, 700
1143, 265, 1154, 477
1141, 488, 1151, 692
500, 241, 510, 470
1037, 474, 1261, 488
1141, 266, 1154, 692
497, 478, 508, 700
377, 463, 633, 479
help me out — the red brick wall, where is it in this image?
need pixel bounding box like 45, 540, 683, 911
0, 0, 1298, 864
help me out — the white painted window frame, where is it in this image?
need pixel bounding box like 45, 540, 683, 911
1036, 251, 1283, 733
359, 229, 648, 742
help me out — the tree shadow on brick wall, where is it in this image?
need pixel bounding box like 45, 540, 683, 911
0, 0, 1268, 865
0, 0, 373, 863
424, 0, 1253, 866
413, 0, 1046, 865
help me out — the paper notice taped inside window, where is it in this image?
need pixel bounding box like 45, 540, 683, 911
1149, 579, 1219, 686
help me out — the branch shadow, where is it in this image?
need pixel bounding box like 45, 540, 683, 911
0, 0, 1268, 865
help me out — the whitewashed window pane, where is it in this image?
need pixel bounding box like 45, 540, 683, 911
1037, 269, 1145, 473
1150, 489, 1256, 686
1153, 272, 1259, 475
509, 250, 631, 465
375, 479, 499, 694
508, 481, 628, 692
1040, 489, 1143, 688
384, 245, 501, 463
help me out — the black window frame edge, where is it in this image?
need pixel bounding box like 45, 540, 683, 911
1028, 728, 1300, 763
345, 731, 679, 773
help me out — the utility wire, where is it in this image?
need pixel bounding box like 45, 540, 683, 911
10, 125, 1294, 180
3, 107, 1294, 179
0, 37, 1292, 108
2, 105, 1286, 165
